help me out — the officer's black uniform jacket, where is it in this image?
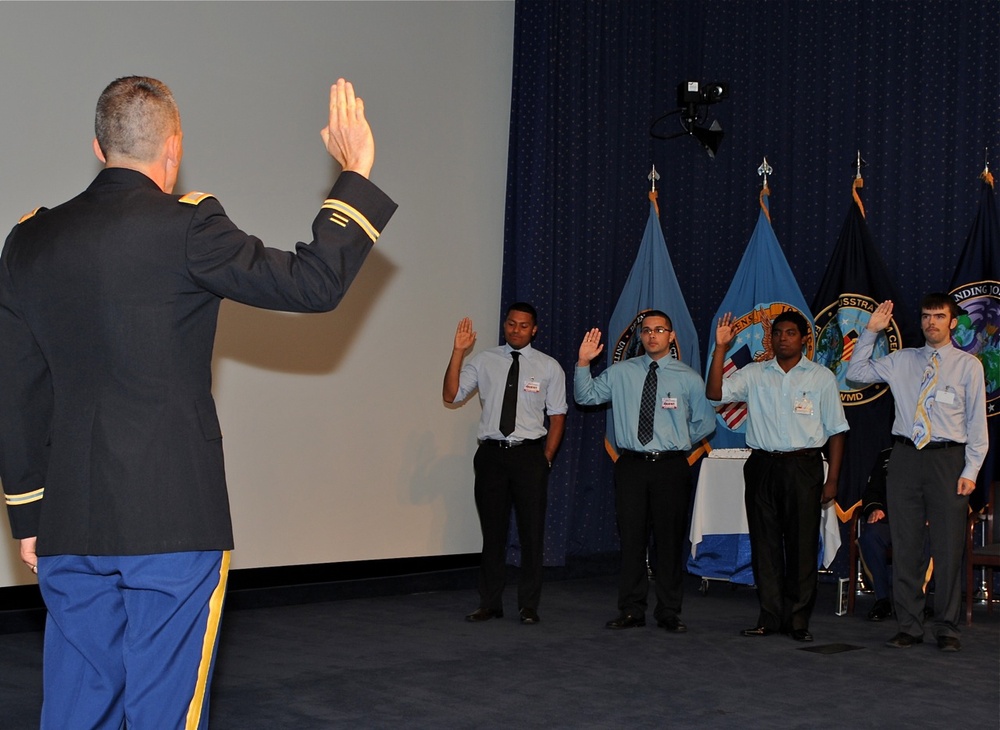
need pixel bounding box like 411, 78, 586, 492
0, 167, 396, 555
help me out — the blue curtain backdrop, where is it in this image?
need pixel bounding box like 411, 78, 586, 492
502, 0, 1000, 568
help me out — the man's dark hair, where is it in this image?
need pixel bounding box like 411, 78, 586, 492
772, 310, 810, 337
95, 76, 180, 163
506, 302, 537, 324
641, 309, 673, 329
920, 292, 962, 319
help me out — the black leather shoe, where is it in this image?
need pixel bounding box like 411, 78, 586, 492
885, 632, 923, 648
465, 607, 503, 622
790, 629, 813, 642
740, 626, 774, 637
656, 616, 688, 633
936, 635, 961, 652
867, 598, 893, 622
605, 613, 645, 629
519, 607, 540, 624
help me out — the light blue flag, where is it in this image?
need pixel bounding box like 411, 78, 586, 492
706, 188, 814, 448
605, 198, 700, 453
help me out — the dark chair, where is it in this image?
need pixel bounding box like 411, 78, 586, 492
965, 479, 1000, 626
846, 507, 865, 615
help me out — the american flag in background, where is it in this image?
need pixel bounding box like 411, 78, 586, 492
718, 344, 751, 430
841, 329, 858, 363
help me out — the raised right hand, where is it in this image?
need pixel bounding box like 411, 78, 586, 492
715, 312, 735, 350
578, 328, 604, 364
866, 300, 894, 332
454, 317, 477, 352
320, 78, 375, 178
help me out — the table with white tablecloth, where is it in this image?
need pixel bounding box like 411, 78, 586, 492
687, 451, 841, 586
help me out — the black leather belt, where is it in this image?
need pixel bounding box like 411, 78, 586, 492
480, 437, 545, 449
753, 448, 822, 459
893, 436, 963, 450
620, 449, 686, 462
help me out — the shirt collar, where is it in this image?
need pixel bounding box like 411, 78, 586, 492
504, 343, 534, 358
763, 355, 810, 373
639, 353, 676, 368
921, 342, 954, 358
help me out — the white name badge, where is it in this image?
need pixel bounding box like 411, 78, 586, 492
661, 397, 678, 410
523, 379, 541, 393
935, 389, 955, 405
793, 395, 814, 416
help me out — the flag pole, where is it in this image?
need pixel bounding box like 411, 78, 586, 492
648, 165, 661, 216
853, 150, 867, 218
757, 156, 772, 222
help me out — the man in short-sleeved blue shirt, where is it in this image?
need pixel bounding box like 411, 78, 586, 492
708, 310, 848, 642
576, 311, 715, 633
444, 303, 567, 625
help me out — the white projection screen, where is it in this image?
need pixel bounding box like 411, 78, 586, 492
0, 0, 514, 587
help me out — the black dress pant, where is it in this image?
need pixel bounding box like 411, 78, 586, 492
613, 451, 692, 621
473, 440, 549, 611
743, 449, 824, 632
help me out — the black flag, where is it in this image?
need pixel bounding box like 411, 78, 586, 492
949, 170, 1000, 511
811, 179, 917, 517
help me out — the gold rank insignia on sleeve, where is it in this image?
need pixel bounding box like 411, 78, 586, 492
18, 207, 43, 224
320, 198, 380, 244
178, 191, 216, 205
4, 486, 44, 506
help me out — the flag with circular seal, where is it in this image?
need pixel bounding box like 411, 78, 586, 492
809, 174, 912, 515
814, 294, 902, 406
948, 170, 1000, 418
706, 184, 814, 449
605, 193, 699, 456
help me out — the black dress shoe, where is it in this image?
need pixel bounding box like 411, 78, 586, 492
885, 632, 923, 648
465, 607, 503, 622
519, 607, 540, 624
936, 635, 961, 652
790, 629, 813, 642
605, 613, 645, 629
656, 616, 688, 633
867, 598, 893, 622
740, 626, 774, 637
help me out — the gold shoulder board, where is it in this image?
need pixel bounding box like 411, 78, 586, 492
178, 191, 216, 205
18, 207, 43, 224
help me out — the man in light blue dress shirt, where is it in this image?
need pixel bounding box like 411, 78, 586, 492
708, 310, 848, 642
444, 303, 567, 624
846, 294, 987, 652
576, 311, 715, 633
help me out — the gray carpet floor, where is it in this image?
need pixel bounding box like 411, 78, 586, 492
1, 573, 997, 729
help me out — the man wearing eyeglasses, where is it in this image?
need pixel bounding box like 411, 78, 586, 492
575, 310, 715, 633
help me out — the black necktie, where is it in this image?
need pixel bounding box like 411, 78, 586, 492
499, 351, 520, 437
637, 361, 658, 445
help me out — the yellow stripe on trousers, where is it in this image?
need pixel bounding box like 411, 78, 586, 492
185, 550, 231, 729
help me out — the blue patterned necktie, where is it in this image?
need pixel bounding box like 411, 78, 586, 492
499, 351, 520, 437
911, 351, 939, 449
637, 361, 658, 446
